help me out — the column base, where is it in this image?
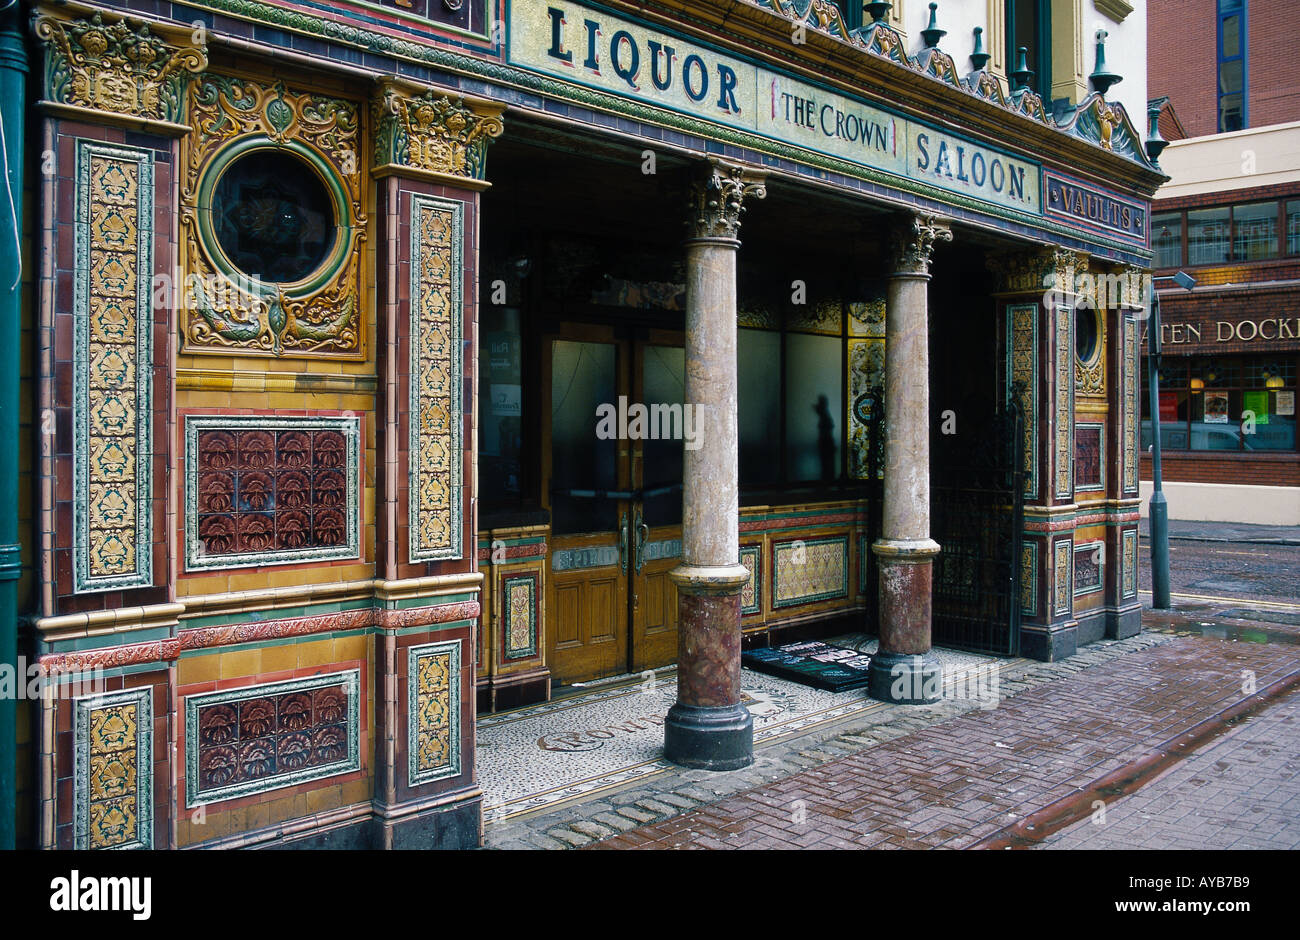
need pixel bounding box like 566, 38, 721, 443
868, 651, 943, 704
663, 702, 754, 771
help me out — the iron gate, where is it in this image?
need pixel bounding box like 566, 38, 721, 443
929, 387, 1026, 656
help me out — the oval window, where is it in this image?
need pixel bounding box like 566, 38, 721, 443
212, 149, 335, 284
1075, 307, 1100, 364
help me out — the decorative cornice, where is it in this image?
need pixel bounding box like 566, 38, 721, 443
39, 599, 483, 672
987, 246, 1090, 295
1095, 0, 1135, 24
1056, 94, 1148, 164
686, 158, 768, 242
890, 214, 952, 276
372, 81, 505, 186
33, 7, 207, 133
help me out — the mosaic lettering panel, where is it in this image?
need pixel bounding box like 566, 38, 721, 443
740, 544, 762, 616
1073, 541, 1104, 597
772, 536, 849, 609
1007, 303, 1038, 499
1054, 304, 1074, 499
503, 574, 538, 660
185, 670, 360, 807
1122, 529, 1138, 599
75, 687, 153, 849
1074, 423, 1104, 493
1053, 538, 1073, 615
1021, 540, 1038, 616
74, 141, 154, 592
409, 194, 464, 562
1123, 313, 1139, 494
185, 415, 360, 570
408, 639, 462, 786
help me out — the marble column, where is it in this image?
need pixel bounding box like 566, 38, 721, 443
665, 158, 766, 770
868, 214, 951, 704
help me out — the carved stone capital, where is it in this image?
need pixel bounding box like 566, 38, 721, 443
987, 246, 1089, 296
372, 81, 505, 187
33, 8, 207, 132
889, 214, 952, 276
686, 158, 767, 242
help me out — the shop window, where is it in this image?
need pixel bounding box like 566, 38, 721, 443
1006, 0, 1053, 103
480, 306, 524, 502
1232, 201, 1277, 260
738, 328, 781, 486
1217, 0, 1247, 132
784, 333, 843, 483
1151, 212, 1183, 269
1187, 207, 1231, 265
1287, 200, 1300, 255
1142, 355, 1296, 453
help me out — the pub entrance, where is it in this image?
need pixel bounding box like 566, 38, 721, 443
544, 323, 686, 684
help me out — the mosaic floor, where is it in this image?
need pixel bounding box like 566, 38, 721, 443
477, 635, 1015, 821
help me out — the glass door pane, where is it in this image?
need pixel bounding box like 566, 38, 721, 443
550, 340, 618, 534
640, 344, 685, 528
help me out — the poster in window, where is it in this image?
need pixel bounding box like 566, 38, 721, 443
1243, 390, 1270, 426
1278, 390, 1296, 417
1204, 391, 1229, 424
1159, 391, 1178, 421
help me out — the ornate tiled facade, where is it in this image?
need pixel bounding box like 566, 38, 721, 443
74, 142, 154, 592
408, 640, 462, 786
1122, 312, 1141, 494
184, 415, 361, 570
185, 670, 361, 806
1122, 529, 1139, 599
1020, 540, 1038, 616
1073, 541, 1104, 597
739, 544, 762, 616
772, 536, 849, 609
408, 194, 464, 562
1053, 538, 1073, 615
74, 687, 152, 849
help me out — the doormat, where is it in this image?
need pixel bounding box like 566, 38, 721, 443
742, 640, 874, 692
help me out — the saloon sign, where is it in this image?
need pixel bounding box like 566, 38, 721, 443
511, 1, 1041, 214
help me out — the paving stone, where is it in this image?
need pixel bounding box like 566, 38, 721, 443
570, 820, 615, 840
591, 811, 638, 832
547, 828, 593, 847
616, 806, 657, 824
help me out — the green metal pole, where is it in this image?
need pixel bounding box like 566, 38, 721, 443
1147, 290, 1171, 610
0, 0, 27, 851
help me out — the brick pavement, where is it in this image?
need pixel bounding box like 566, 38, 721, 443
584, 633, 1300, 850
1036, 689, 1300, 851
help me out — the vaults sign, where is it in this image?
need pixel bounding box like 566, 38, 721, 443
1043, 171, 1148, 245
510, 1, 1040, 215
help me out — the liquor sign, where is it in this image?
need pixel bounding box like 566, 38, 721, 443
510, 0, 1041, 215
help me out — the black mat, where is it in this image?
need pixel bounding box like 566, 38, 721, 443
742, 640, 873, 692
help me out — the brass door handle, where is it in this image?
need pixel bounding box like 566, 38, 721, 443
634, 510, 649, 574
619, 512, 629, 576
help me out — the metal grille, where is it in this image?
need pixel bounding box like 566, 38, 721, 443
929, 390, 1026, 656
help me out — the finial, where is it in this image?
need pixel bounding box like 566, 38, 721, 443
1010, 46, 1034, 91
864, 1, 892, 25
1090, 28, 1123, 96
1146, 98, 1169, 165
921, 3, 946, 48
970, 26, 990, 70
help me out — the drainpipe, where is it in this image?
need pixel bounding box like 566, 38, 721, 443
0, 0, 28, 851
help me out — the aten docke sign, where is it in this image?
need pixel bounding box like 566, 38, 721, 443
511, 1, 1041, 215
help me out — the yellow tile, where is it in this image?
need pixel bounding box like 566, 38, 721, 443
220, 647, 261, 679
333, 634, 368, 663
294, 638, 334, 668
259, 643, 298, 674
306, 784, 342, 814
178, 574, 228, 598
226, 571, 271, 593
178, 653, 221, 685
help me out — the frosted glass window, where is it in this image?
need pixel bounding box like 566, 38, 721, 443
784, 333, 842, 483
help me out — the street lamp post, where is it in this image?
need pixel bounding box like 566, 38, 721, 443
1146, 271, 1195, 610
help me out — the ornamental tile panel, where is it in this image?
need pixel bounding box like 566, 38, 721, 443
185, 670, 360, 807
1053, 538, 1073, 615
502, 574, 538, 661
1123, 314, 1140, 494
1020, 540, 1038, 616
408, 640, 462, 786
1054, 304, 1074, 499
408, 194, 464, 562
740, 544, 762, 616
185, 415, 360, 570
1074, 422, 1105, 493
74, 142, 154, 592
75, 686, 153, 849
1007, 303, 1038, 499
1122, 528, 1138, 598
1073, 541, 1104, 597
772, 536, 849, 609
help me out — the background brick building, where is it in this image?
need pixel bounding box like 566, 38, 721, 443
1143, 0, 1300, 523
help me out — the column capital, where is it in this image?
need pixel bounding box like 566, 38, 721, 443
986, 245, 1091, 296
685, 157, 767, 242
33, 6, 208, 134
889, 213, 952, 277
371, 80, 505, 188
